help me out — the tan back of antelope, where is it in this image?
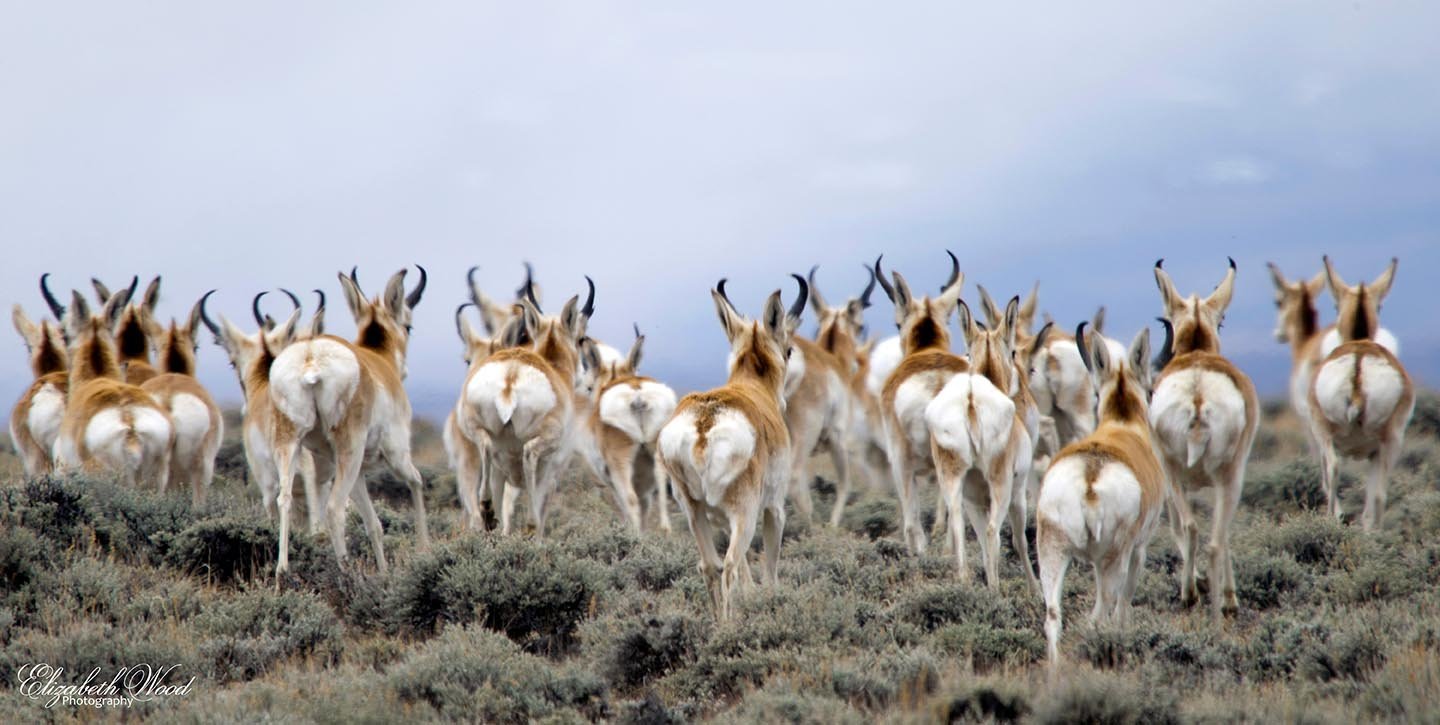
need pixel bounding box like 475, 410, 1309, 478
137, 292, 224, 506
658, 276, 805, 620
54, 288, 173, 489
1037, 323, 1162, 669
1308, 257, 1413, 531
1149, 258, 1258, 619
875, 252, 967, 554
10, 284, 70, 476
580, 328, 678, 533
459, 277, 594, 537
267, 267, 429, 576
926, 296, 1038, 589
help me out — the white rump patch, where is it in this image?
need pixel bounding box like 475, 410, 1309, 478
658, 408, 755, 508
600, 381, 678, 442
866, 336, 903, 397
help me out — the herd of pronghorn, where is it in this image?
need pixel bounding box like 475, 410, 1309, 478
7, 253, 1416, 668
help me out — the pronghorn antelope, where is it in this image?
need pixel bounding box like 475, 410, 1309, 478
53, 288, 174, 488
460, 276, 594, 537
10, 279, 70, 476
445, 299, 525, 531
1037, 322, 1162, 669
808, 266, 887, 524
203, 292, 325, 533
579, 326, 678, 533
134, 292, 224, 506
1028, 303, 1118, 450
658, 276, 805, 620
777, 268, 856, 525
875, 252, 967, 554
267, 267, 430, 574
1149, 258, 1258, 618
926, 296, 1038, 588
1268, 262, 1398, 458
1308, 257, 1414, 531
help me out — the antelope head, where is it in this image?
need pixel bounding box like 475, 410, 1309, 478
64, 286, 133, 385
958, 295, 1022, 396
713, 274, 807, 405
579, 324, 646, 391
1153, 258, 1235, 356
12, 304, 68, 377
517, 274, 595, 380
808, 264, 875, 366
339, 266, 427, 376
1266, 262, 1325, 345
202, 291, 303, 397
150, 293, 214, 376
1322, 256, 1396, 344
1076, 321, 1153, 426
874, 251, 964, 355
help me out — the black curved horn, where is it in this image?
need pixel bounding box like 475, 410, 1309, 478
313, 288, 326, 312
39, 273, 66, 319
633, 322, 642, 340
788, 273, 809, 321
252, 292, 269, 327
406, 265, 427, 308
581, 275, 595, 318
454, 302, 475, 340
942, 250, 960, 292
279, 288, 302, 310
1154, 317, 1175, 373
1076, 321, 1094, 373
859, 264, 877, 308
716, 278, 733, 306
124, 276, 139, 303
198, 290, 219, 335
524, 274, 542, 312
873, 255, 896, 302
515, 261, 536, 301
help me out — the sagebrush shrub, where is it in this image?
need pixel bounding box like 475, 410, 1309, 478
1031, 670, 1180, 725
195, 588, 343, 682
388, 624, 607, 723
166, 515, 281, 585
604, 614, 704, 688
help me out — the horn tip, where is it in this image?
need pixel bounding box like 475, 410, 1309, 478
1227, 256, 1236, 270
1155, 258, 1164, 269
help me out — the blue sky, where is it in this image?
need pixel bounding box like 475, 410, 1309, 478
2, 2, 1436, 418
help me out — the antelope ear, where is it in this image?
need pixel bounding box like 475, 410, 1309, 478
498, 313, 528, 349
142, 276, 162, 313
1370, 257, 1398, 301
521, 298, 543, 342
1321, 256, 1348, 307
68, 291, 91, 341
1003, 296, 1021, 350
762, 289, 788, 344
627, 326, 644, 372
956, 299, 978, 348
101, 288, 130, 327
1030, 321, 1054, 360
1267, 262, 1288, 291
890, 271, 913, 327
1091, 306, 1107, 335
560, 295, 584, 338
1128, 327, 1152, 389
273, 305, 303, 347
1206, 257, 1237, 313
845, 299, 866, 332
382, 269, 408, 314
12, 305, 38, 346
1306, 270, 1326, 297
1153, 260, 1185, 313
338, 271, 367, 319
185, 296, 207, 342
712, 283, 745, 342
1018, 282, 1039, 329
578, 337, 603, 373
976, 285, 1002, 328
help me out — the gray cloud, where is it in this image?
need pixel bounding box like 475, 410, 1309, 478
2, 2, 1437, 418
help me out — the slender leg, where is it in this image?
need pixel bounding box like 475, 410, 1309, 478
604, 443, 643, 533
1037, 521, 1070, 670
1168, 480, 1201, 608
1319, 442, 1341, 521
348, 482, 389, 574
273, 437, 301, 577
761, 504, 785, 587
454, 434, 483, 532
1362, 442, 1400, 533
652, 452, 673, 534
1210, 473, 1242, 619
521, 425, 563, 539
681, 492, 726, 618
326, 440, 366, 567
932, 442, 969, 582
1009, 470, 1040, 594
787, 438, 815, 523
1121, 543, 1148, 619
722, 507, 759, 620
826, 436, 852, 527
983, 474, 1010, 588
889, 432, 925, 554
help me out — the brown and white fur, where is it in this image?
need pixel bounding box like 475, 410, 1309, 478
137, 294, 224, 506
460, 278, 594, 537
876, 253, 967, 554
781, 267, 857, 525
1268, 262, 1399, 460
926, 297, 1038, 589
10, 290, 69, 476
108, 277, 162, 386
1037, 323, 1162, 669
1308, 257, 1414, 531
808, 266, 886, 524
267, 268, 430, 575
658, 277, 804, 620
53, 289, 173, 488
579, 328, 678, 533
446, 300, 525, 531
205, 293, 326, 534
1149, 258, 1258, 618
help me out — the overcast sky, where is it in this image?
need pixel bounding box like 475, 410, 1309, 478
3, 2, 1437, 418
